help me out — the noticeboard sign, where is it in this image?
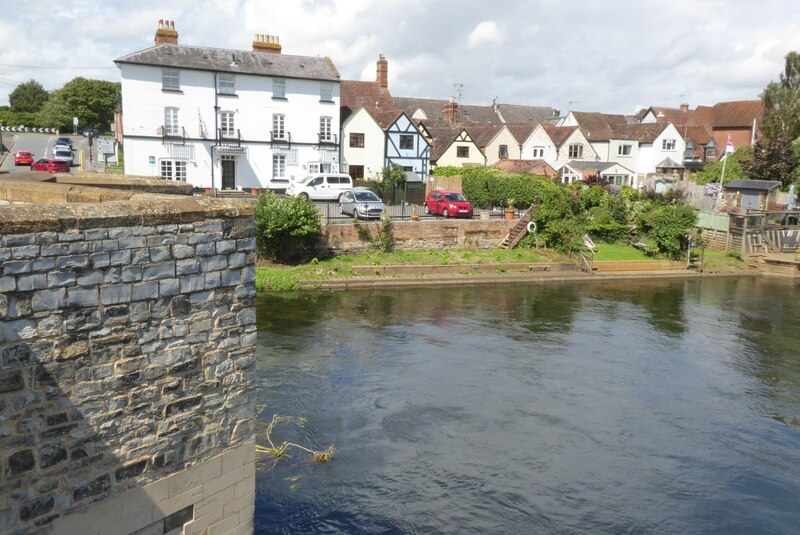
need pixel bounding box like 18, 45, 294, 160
99, 139, 115, 154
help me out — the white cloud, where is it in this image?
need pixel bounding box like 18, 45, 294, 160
467, 21, 504, 48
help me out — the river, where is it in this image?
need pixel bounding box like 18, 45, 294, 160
253, 277, 800, 534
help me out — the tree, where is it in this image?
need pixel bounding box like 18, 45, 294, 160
761, 51, 800, 141
741, 134, 799, 188
38, 77, 120, 131
691, 146, 753, 185
9, 79, 49, 113
254, 192, 323, 263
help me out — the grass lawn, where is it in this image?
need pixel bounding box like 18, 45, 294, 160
592, 242, 652, 261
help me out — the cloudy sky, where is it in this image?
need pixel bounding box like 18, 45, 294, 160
2, 0, 799, 114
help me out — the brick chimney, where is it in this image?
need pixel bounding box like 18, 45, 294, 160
376, 54, 388, 89
443, 96, 458, 125
252, 34, 282, 54
680, 102, 690, 112
154, 19, 178, 46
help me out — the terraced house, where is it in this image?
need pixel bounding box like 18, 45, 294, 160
116, 20, 341, 192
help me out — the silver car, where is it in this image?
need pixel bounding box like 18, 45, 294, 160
340, 187, 385, 220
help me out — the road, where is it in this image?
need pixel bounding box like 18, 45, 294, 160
0, 132, 84, 174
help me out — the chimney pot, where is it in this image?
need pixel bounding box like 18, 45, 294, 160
155, 19, 178, 46
444, 96, 459, 125
376, 54, 388, 89
253, 33, 282, 53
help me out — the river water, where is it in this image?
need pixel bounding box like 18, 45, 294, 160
253, 277, 800, 534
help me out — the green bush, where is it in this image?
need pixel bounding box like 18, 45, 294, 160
645, 203, 698, 258
585, 206, 629, 242
254, 192, 323, 263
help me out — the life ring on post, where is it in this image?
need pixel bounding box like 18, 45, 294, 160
527, 221, 537, 234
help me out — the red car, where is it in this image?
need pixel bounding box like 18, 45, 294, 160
424, 190, 473, 218
31, 158, 70, 173
13, 151, 33, 166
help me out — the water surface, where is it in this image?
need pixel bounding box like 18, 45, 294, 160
254, 278, 800, 534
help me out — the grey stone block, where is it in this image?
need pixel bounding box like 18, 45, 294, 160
228, 252, 247, 268
143, 262, 175, 281
36, 231, 59, 244
194, 221, 223, 233
130, 301, 150, 322
121, 266, 143, 282
189, 290, 214, 305
96, 240, 120, 252
0, 248, 9, 262
131, 281, 159, 301
67, 287, 99, 307
150, 246, 172, 262
242, 265, 256, 283
32, 289, 67, 312
31, 257, 57, 272
3, 234, 36, 247
11, 245, 40, 259
205, 272, 221, 289
237, 309, 256, 326
40, 243, 70, 257
179, 274, 205, 293
157, 224, 179, 234
84, 229, 108, 241
101, 284, 132, 305
68, 241, 91, 254
119, 237, 146, 249
77, 270, 104, 287
110, 249, 132, 265
159, 278, 180, 296
237, 237, 257, 251
58, 230, 84, 242
57, 255, 89, 270
47, 271, 77, 287
17, 273, 47, 292
89, 252, 111, 268
200, 255, 228, 272
216, 240, 236, 254
221, 269, 242, 287
172, 244, 195, 259
176, 259, 200, 275
131, 248, 150, 265
108, 228, 131, 239
195, 243, 215, 256
0, 319, 37, 341
132, 226, 156, 237
3, 260, 31, 275
188, 233, 209, 245
0, 276, 16, 292
104, 267, 122, 284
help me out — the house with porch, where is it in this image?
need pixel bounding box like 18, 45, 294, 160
115, 20, 341, 191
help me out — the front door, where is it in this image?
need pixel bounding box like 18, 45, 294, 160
221, 157, 235, 190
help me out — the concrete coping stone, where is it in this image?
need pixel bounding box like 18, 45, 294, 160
0, 197, 254, 233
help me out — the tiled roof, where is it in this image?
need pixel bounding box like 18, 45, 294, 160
570, 112, 629, 141
542, 125, 577, 148
493, 159, 557, 177
656, 157, 684, 169
422, 123, 469, 161
506, 123, 537, 145
567, 160, 617, 172
370, 109, 405, 129
465, 124, 504, 148
648, 107, 694, 126
610, 123, 668, 143
115, 44, 340, 80
393, 97, 499, 124
341, 80, 395, 119
710, 100, 764, 128
495, 103, 558, 124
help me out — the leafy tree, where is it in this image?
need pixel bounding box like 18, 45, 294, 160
641, 203, 698, 259
38, 77, 120, 131
741, 134, 799, 188
254, 192, 323, 263
9, 79, 49, 113
691, 146, 753, 185
761, 51, 800, 141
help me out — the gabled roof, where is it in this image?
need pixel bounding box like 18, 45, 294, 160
709, 100, 764, 128
724, 179, 780, 191
647, 106, 694, 126
656, 157, 684, 169
465, 124, 504, 149
570, 112, 629, 141
115, 44, 340, 80
371, 109, 405, 130
341, 79, 395, 122
567, 160, 618, 172
610, 123, 669, 143
493, 159, 557, 177
495, 103, 558, 124
421, 123, 472, 161
542, 124, 578, 148
506, 123, 537, 145
394, 97, 500, 124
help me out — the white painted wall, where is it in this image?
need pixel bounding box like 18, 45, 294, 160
341, 108, 385, 179
555, 129, 598, 163
521, 126, 558, 164
119, 61, 341, 190
436, 140, 483, 167
482, 127, 521, 165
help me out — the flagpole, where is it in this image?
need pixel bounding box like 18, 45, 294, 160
717, 135, 732, 200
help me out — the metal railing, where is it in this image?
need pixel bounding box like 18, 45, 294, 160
269, 131, 292, 147
162, 126, 187, 145
312, 201, 519, 224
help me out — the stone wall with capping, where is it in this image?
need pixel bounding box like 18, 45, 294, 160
0, 197, 257, 535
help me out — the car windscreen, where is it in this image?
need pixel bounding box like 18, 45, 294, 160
55, 151, 71, 157
444, 193, 466, 201
354, 192, 380, 202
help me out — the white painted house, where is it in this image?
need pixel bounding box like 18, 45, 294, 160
115, 21, 341, 191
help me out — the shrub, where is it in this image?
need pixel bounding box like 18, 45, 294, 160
254, 192, 322, 263
585, 206, 629, 242
646, 203, 698, 258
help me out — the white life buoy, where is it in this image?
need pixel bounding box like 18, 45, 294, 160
527, 221, 537, 233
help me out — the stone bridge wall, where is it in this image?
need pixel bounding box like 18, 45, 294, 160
0, 198, 257, 535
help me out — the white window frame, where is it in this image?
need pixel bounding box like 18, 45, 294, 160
319, 116, 332, 142
218, 74, 235, 95
618, 144, 632, 156
662, 139, 676, 151
160, 159, 187, 181
273, 154, 286, 178
162, 69, 180, 91
532, 147, 544, 158
272, 114, 285, 139
273, 78, 286, 98
164, 107, 179, 136
320, 82, 333, 101
568, 144, 583, 159
220, 111, 235, 138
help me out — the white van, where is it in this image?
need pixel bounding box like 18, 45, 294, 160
286, 173, 353, 200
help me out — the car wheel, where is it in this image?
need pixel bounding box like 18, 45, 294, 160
424, 204, 430, 215
442, 209, 449, 218
299, 192, 309, 200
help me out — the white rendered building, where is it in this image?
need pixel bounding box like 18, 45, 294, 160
115, 21, 341, 191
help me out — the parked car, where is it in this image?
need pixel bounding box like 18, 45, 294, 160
286, 173, 353, 201
31, 158, 70, 173
55, 136, 73, 149
52, 148, 73, 166
13, 150, 33, 166
340, 187, 386, 219
81, 128, 99, 137
424, 190, 473, 218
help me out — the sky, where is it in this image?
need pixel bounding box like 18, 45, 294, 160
2, 0, 799, 115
